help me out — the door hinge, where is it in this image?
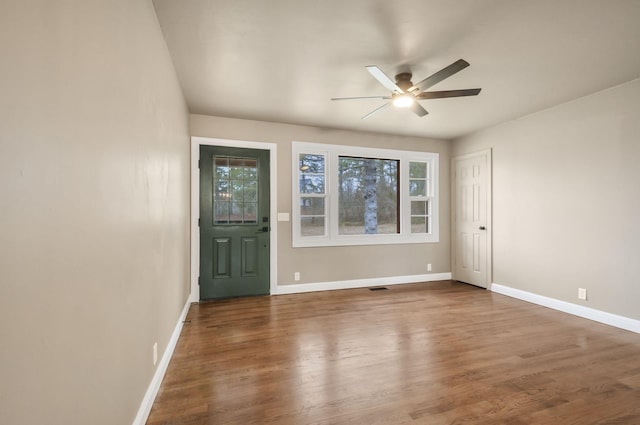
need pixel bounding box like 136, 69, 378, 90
198, 276, 200, 286
198, 159, 201, 168
198, 218, 201, 227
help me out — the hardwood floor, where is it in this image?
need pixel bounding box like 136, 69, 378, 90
146, 281, 640, 424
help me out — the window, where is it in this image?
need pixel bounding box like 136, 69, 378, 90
292, 142, 439, 247
213, 157, 258, 224
409, 161, 431, 234
298, 153, 326, 236
338, 156, 399, 235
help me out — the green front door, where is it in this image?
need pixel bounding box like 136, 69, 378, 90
199, 145, 270, 300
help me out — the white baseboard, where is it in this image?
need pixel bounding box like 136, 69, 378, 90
132, 298, 192, 425
491, 283, 640, 334
274, 273, 452, 295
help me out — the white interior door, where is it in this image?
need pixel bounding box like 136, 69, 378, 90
452, 150, 491, 288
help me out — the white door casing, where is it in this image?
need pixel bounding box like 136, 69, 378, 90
452, 149, 492, 288
190, 136, 278, 303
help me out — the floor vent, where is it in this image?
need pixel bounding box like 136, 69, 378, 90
369, 287, 388, 291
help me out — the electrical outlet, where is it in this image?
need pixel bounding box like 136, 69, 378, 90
427, 263, 432, 272
153, 342, 158, 366
578, 288, 587, 300
294, 272, 300, 281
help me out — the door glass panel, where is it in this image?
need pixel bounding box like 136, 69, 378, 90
229, 158, 244, 179
215, 180, 229, 201
243, 159, 257, 179
230, 180, 243, 201
214, 157, 230, 179
244, 203, 257, 222
214, 202, 230, 224
213, 156, 259, 224
244, 180, 257, 202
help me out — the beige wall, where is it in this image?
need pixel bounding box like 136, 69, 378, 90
0, 1, 190, 424
191, 114, 451, 285
453, 79, 640, 320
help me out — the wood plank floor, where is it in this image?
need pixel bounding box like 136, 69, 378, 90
146, 281, 640, 424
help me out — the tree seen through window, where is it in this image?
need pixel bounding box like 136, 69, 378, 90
338, 156, 399, 235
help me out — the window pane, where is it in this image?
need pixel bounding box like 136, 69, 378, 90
411, 216, 428, 233
230, 180, 243, 201
243, 159, 257, 179
215, 180, 229, 201
300, 175, 325, 194
338, 215, 363, 235
230, 202, 243, 223
244, 203, 257, 222
409, 180, 427, 197
299, 154, 325, 195
229, 158, 244, 180
411, 200, 427, 215
300, 197, 324, 216
301, 217, 325, 236
299, 154, 325, 173
214, 157, 229, 179
244, 180, 257, 202
338, 156, 398, 235
214, 201, 229, 224
409, 162, 427, 179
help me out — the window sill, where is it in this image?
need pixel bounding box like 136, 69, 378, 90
292, 234, 439, 248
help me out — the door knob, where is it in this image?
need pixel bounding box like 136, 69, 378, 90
479, 226, 486, 230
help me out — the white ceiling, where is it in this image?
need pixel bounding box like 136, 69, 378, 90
152, 0, 640, 140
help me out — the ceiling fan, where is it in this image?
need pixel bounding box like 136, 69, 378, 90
331, 59, 481, 119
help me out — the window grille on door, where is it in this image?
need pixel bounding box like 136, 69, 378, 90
213, 157, 258, 224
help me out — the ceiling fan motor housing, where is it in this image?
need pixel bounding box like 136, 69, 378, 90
395, 73, 414, 92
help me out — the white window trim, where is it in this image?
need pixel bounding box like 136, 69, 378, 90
292, 141, 439, 247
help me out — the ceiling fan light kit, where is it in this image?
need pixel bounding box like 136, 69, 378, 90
332, 59, 482, 119
392, 93, 415, 108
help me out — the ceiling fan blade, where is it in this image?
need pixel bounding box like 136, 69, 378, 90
362, 102, 391, 120
409, 102, 428, 117
409, 59, 470, 93
331, 95, 391, 101
366, 65, 404, 93
416, 88, 482, 100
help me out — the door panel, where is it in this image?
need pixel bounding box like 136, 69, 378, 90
200, 145, 270, 299
241, 237, 258, 276
213, 238, 231, 278
453, 150, 491, 288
